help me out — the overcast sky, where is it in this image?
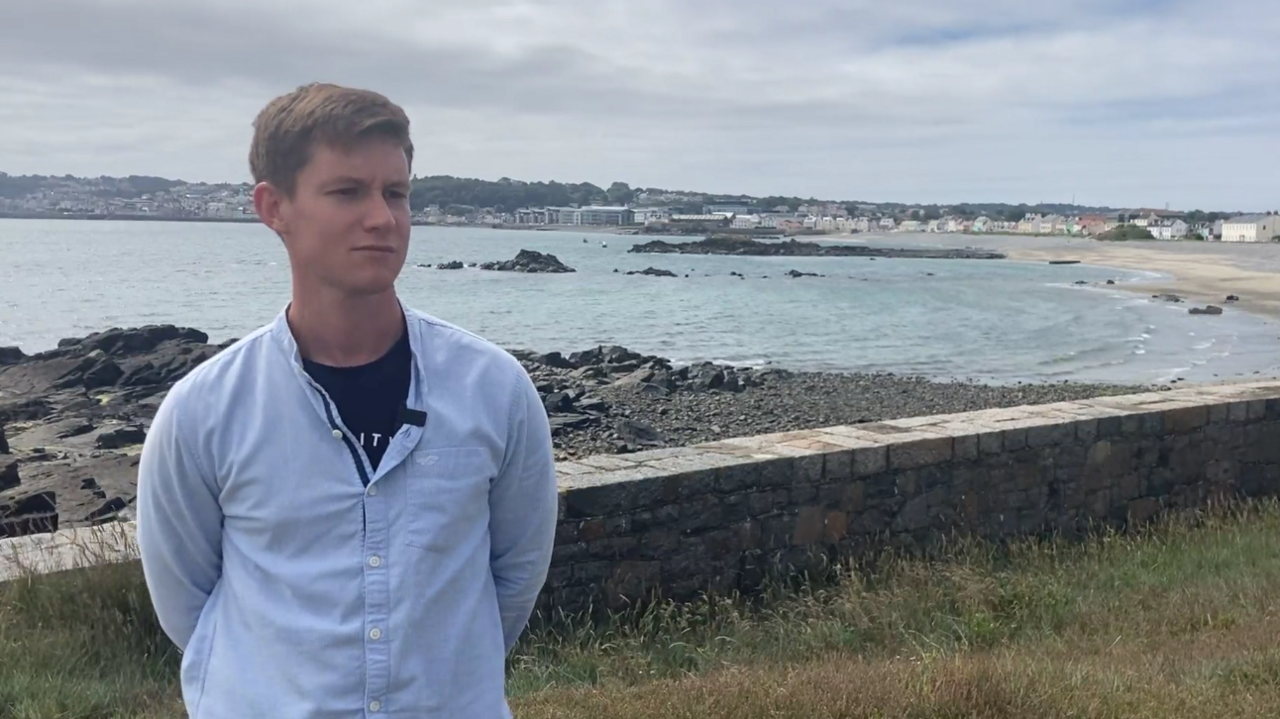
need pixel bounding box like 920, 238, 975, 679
1, 0, 1276, 210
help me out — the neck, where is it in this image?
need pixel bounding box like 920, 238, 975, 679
287, 286, 405, 367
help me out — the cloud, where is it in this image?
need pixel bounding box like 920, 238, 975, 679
0, 0, 1276, 209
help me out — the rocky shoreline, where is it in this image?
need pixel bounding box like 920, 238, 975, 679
629, 235, 1007, 260
1, 325, 1153, 541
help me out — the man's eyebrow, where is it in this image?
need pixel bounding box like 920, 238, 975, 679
324, 176, 369, 187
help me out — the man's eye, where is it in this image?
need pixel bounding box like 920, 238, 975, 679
332, 187, 358, 197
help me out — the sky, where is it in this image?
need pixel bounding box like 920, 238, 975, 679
0, 0, 1277, 211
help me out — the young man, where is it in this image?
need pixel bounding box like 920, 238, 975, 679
136, 83, 558, 718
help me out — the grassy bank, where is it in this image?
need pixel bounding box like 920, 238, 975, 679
4, 500, 1280, 717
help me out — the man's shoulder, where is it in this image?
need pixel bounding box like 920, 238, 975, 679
161, 322, 279, 409
405, 307, 526, 378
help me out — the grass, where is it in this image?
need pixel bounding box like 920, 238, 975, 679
4, 499, 1280, 717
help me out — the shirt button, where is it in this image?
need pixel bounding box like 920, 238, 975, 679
369, 700, 381, 712
331, 429, 343, 440
369, 627, 382, 640
367, 485, 378, 496
368, 555, 381, 567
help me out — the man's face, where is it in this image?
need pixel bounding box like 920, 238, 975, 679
259, 137, 412, 298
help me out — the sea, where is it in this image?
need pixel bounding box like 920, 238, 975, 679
3, 218, 1279, 386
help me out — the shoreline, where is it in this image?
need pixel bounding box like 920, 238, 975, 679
998, 242, 1280, 321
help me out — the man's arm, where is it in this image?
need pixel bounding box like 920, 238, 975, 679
135, 382, 224, 653
489, 363, 558, 654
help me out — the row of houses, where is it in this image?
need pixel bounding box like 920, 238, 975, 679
502, 202, 1280, 243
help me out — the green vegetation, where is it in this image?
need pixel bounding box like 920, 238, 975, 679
1098, 225, 1157, 241
4, 500, 1280, 717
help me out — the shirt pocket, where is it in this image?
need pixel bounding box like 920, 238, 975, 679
403, 447, 494, 552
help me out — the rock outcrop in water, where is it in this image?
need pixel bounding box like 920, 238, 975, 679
628, 235, 1006, 260
479, 249, 576, 273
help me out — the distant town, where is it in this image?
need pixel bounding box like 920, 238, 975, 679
1, 171, 1276, 242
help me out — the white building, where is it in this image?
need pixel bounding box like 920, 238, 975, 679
1148, 219, 1189, 240
1221, 214, 1280, 243
731, 214, 761, 229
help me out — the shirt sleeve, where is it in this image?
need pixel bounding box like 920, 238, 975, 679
135, 380, 224, 653
488, 362, 558, 654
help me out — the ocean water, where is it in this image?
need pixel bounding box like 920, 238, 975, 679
2, 219, 1279, 385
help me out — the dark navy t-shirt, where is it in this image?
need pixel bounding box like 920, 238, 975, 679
303, 330, 412, 473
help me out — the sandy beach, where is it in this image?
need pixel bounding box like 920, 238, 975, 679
868, 233, 1280, 321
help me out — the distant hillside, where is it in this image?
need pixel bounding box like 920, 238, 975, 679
0, 170, 1243, 219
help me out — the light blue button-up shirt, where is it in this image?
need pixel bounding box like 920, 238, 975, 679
135, 304, 558, 718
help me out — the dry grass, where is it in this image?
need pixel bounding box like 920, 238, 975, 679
3, 500, 1280, 718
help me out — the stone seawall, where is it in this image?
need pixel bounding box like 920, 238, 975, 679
4, 381, 1280, 620
543, 380, 1280, 616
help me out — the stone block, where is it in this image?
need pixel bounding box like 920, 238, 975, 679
821, 449, 854, 483
954, 435, 980, 462
555, 461, 596, 477
792, 506, 826, 545
1164, 405, 1209, 434
1076, 419, 1099, 445
562, 474, 669, 519
1141, 412, 1165, 436
979, 430, 1003, 455
793, 453, 825, 485
824, 511, 849, 543
1026, 422, 1077, 449
888, 436, 953, 470
1098, 416, 1123, 438
1228, 401, 1250, 424
1003, 428, 1028, 452
758, 456, 798, 488
575, 455, 640, 471
791, 483, 819, 504
1208, 403, 1229, 425
715, 462, 762, 493
853, 445, 888, 477
1129, 497, 1162, 525
841, 481, 866, 513
1248, 400, 1267, 422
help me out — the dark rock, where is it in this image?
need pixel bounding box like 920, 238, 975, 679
54, 325, 209, 357
96, 424, 147, 449
1153, 293, 1183, 303
1226, 295, 1240, 302
1189, 305, 1224, 316
1073, 280, 1088, 286
787, 269, 823, 278
0, 423, 7, 454
0, 490, 58, 538
543, 392, 576, 413
549, 414, 598, 435
1106, 280, 1116, 285
625, 267, 678, 277
81, 477, 101, 491
85, 496, 129, 523
532, 351, 576, 369
1, 459, 19, 492
480, 249, 576, 273
436, 261, 465, 270
0, 346, 25, 365
617, 419, 665, 450
1049, 260, 1081, 265
82, 358, 125, 389
577, 397, 609, 415
56, 420, 97, 439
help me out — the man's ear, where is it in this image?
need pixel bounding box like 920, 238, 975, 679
253, 182, 290, 236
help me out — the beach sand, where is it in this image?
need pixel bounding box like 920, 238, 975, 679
861, 233, 1280, 320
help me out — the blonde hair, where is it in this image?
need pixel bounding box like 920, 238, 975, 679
249, 83, 414, 197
